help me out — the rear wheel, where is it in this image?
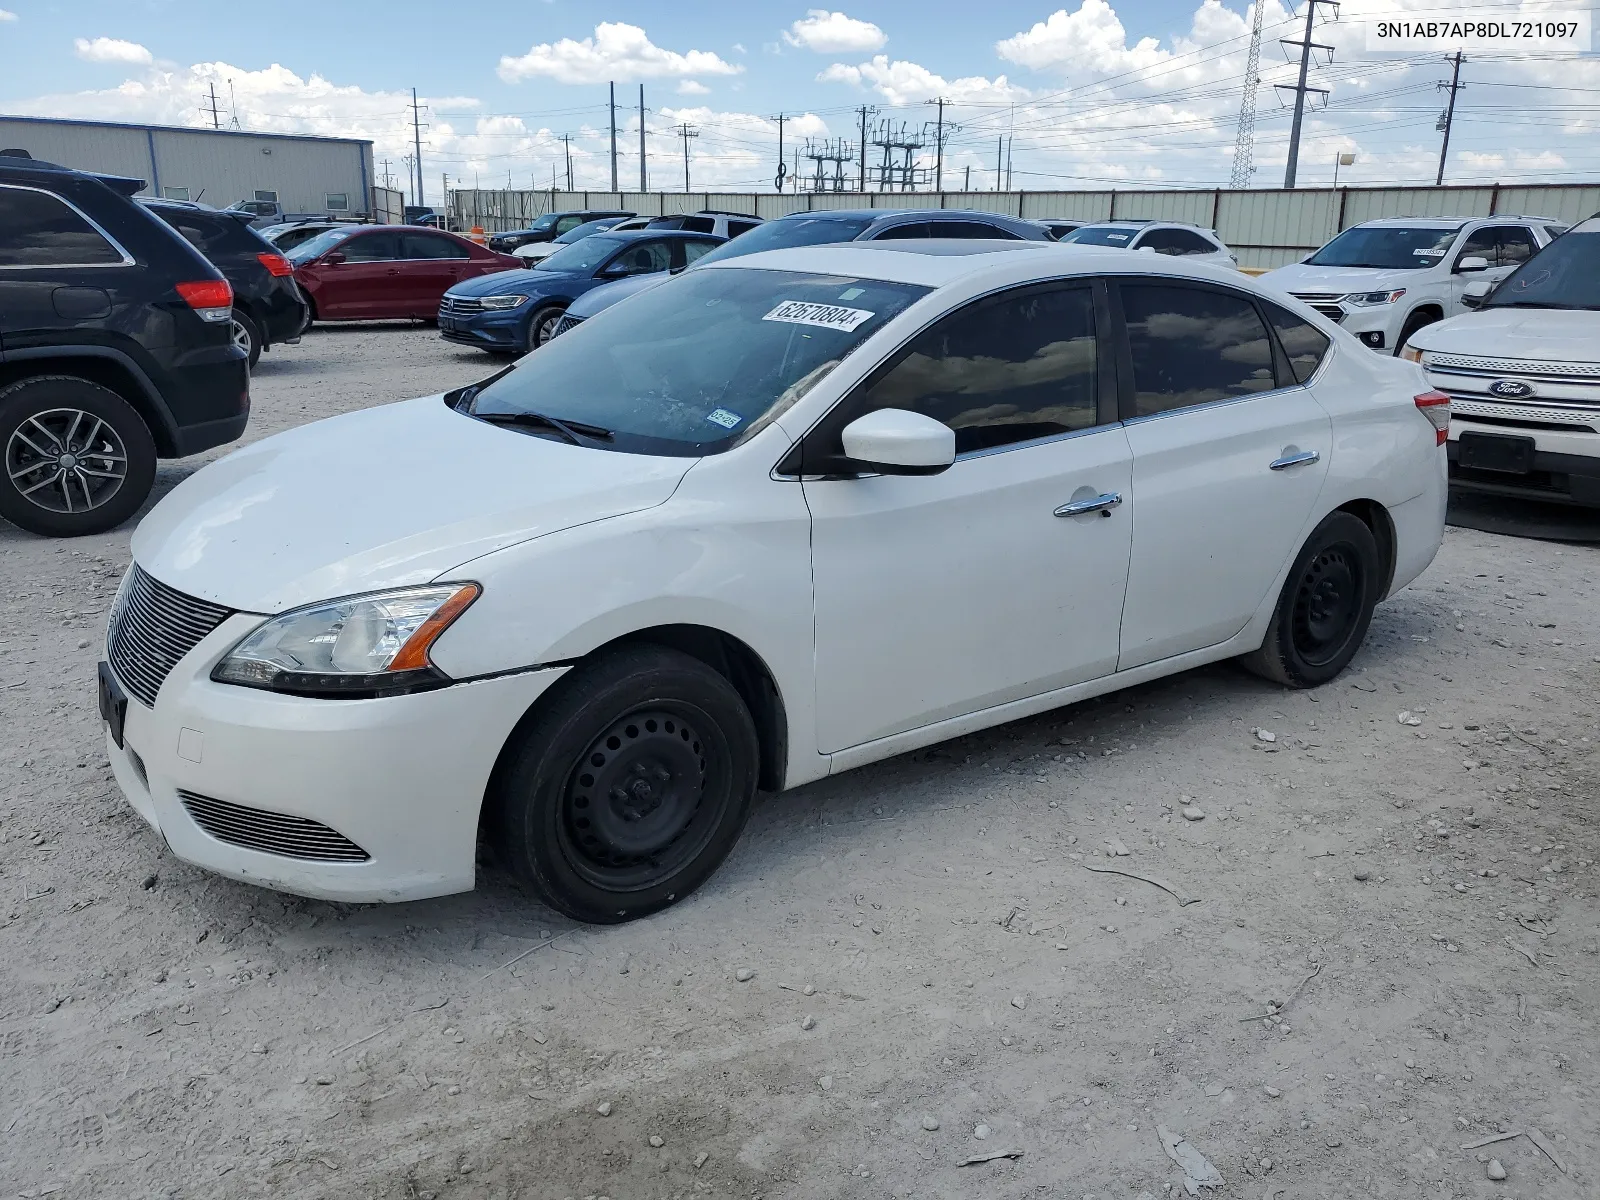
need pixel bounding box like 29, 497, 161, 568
0, 376, 157, 537
230, 310, 262, 369
1240, 511, 1381, 688
491, 645, 760, 924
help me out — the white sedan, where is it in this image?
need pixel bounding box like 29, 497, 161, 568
100, 242, 1449, 923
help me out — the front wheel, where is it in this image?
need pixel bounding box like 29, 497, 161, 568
1240, 511, 1382, 688
491, 645, 760, 924
1396, 309, 1438, 355
528, 305, 566, 350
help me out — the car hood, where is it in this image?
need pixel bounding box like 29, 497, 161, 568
1408, 306, 1600, 363
1261, 262, 1425, 294
566, 271, 668, 319
445, 267, 585, 298
130, 395, 694, 614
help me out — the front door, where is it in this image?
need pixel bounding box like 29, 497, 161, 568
1113, 279, 1331, 669
311, 231, 402, 319
802, 281, 1133, 754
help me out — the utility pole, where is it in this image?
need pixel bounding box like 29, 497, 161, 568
995, 138, 1003, 190
201, 82, 224, 129
638, 85, 647, 192
1436, 51, 1465, 186
1276, 1, 1336, 189
929, 97, 948, 190
1230, 0, 1266, 188
856, 105, 875, 191
409, 88, 427, 208
677, 122, 698, 192
964, 164, 970, 191
608, 82, 618, 193
1005, 135, 1013, 190
772, 113, 787, 191
559, 133, 573, 190
379, 158, 394, 190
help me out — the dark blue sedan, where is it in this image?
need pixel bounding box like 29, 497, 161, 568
438, 229, 724, 354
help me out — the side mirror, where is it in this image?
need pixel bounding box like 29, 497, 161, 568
321, 251, 346, 266
1456, 255, 1489, 273
840, 409, 956, 475
1461, 279, 1493, 309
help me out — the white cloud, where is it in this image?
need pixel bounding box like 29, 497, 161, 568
732, 42, 747, 54
0, 9, 20, 22
73, 36, 153, 65
996, 0, 1167, 75
818, 54, 1027, 106
783, 10, 887, 54
498, 22, 742, 85
677, 80, 711, 96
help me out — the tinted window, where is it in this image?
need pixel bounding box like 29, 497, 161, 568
1497, 226, 1536, 267
931, 220, 1021, 240
403, 233, 469, 259
0, 187, 123, 267
1262, 300, 1332, 385
1136, 228, 1217, 256
853, 285, 1099, 454
1062, 225, 1140, 247
1307, 225, 1457, 269
607, 239, 674, 276
1544, 224, 1568, 241
554, 215, 586, 234
151, 209, 256, 256
341, 233, 401, 262
690, 215, 874, 266
728, 221, 759, 238
872, 222, 933, 240
1456, 227, 1499, 266
680, 216, 716, 234
1120, 284, 1275, 417
682, 239, 718, 265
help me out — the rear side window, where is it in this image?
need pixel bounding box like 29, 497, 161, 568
853, 284, 1099, 454
1136, 228, 1218, 257
931, 220, 1022, 240
0, 187, 124, 267
682, 239, 718, 265
1120, 283, 1275, 417
1545, 224, 1568, 241
1262, 300, 1332, 385
403, 233, 469, 259
152, 209, 241, 256
680, 216, 716, 234
871, 222, 932, 240
554, 215, 587, 234
727, 221, 759, 238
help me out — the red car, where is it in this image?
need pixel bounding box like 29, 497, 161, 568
287, 226, 520, 322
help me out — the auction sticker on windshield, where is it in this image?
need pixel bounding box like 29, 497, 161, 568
763, 301, 876, 332
705, 408, 742, 429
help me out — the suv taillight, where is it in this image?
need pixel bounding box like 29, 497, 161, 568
257, 252, 293, 277
1415, 390, 1451, 445
175, 280, 234, 323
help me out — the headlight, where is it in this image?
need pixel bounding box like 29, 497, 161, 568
1400, 346, 1425, 363
478, 294, 530, 310
212, 583, 479, 697
1344, 289, 1406, 306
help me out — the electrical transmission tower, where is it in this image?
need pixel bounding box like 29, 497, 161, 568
676, 122, 699, 192
802, 138, 855, 192
201, 83, 225, 129
1276, 0, 1339, 189
1230, 1, 1265, 189
868, 121, 930, 192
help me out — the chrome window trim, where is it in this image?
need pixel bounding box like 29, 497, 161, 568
954, 420, 1118, 462
1122, 382, 1305, 427
0, 182, 136, 269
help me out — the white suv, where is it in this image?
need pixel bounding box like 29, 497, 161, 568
1263, 215, 1566, 354
1059, 221, 1238, 269
1403, 217, 1600, 507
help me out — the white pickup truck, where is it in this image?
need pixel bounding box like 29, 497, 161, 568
1401, 217, 1600, 507
1261, 215, 1568, 354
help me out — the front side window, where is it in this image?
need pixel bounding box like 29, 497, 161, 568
285, 227, 355, 263
1456, 227, 1499, 267
468, 267, 927, 455
1120, 283, 1275, 417
0, 187, 123, 267
536, 234, 628, 274
403, 233, 469, 260
1306, 225, 1458, 269
850, 284, 1100, 454
1497, 226, 1536, 267
340, 232, 400, 262
1262, 300, 1332, 384
872, 222, 933, 241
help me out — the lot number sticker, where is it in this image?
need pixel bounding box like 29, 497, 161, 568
763, 300, 876, 332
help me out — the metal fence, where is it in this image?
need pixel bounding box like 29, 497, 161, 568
447, 182, 1600, 270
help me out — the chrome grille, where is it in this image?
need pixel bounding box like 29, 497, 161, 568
1287, 292, 1345, 322
107, 566, 232, 708
439, 295, 485, 317
551, 313, 583, 337
180, 791, 370, 862
1426, 352, 1600, 380
1447, 396, 1600, 432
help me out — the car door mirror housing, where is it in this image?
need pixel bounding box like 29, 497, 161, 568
1461, 279, 1494, 308
321, 251, 346, 266
839, 409, 956, 475
1455, 255, 1489, 273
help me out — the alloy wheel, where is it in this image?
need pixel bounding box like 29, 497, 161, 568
230, 318, 253, 358
5, 407, 129, 515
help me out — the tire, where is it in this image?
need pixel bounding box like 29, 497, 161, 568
230, 310, 262, 370
1396, 309, 1439, 354
0, 376, 158, 537
1240, 511, 1382, 689
528, 305, 566, 350
491, 645, 760, 924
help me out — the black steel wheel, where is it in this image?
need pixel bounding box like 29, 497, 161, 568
1241, 511, 1382, 688
492, 645, 760, 923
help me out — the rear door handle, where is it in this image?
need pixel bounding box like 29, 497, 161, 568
1270, 450, 1320, 471
1055, 492, 1123, 517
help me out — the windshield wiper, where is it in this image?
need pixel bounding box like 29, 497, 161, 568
471, 408, 614, 443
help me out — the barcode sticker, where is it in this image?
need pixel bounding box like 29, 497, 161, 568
762, 300, 876, 332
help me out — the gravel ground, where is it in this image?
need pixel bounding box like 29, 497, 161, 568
2, 324, 1597, 1200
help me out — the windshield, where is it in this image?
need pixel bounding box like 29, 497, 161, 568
467, 267, 928, 455
1486, 228, 1600, 310
285, 227, 355, 263
690, 215, 874, 266
536, 234, 628, 274
1061, 226, 1140, 247
1307, 226, 1458, 269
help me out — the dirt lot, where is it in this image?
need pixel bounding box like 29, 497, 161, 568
2, 325, 1597, 1200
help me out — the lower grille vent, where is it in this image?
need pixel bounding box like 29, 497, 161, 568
179, 791, 370, 862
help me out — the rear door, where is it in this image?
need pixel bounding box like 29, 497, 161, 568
0, 182, 134, 356
1114, 278, 1331, 669
399, 232, 473, 315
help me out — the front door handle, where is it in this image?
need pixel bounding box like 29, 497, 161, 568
1269, 450, 1320, 471
1055, 492, 1123, 518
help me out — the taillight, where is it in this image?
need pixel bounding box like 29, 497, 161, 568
175, 279, 234, 323
1415, 390, 1451, 445
257, 252, 293, 277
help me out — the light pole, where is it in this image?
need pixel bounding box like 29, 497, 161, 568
1333, 151, 1355, 187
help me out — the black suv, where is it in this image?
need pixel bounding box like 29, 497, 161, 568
0, 152, 250, 537
487, 209, 635, 253
142, 199, 310, 368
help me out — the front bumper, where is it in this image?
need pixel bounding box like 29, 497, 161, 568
102, 613, 566, 902
1447, 426, 1600, 507
438, 307, 529, 352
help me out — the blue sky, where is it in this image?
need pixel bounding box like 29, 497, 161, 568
2, 0, 1596, 197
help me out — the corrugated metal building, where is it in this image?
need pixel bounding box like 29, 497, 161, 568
0, 115, 375, 216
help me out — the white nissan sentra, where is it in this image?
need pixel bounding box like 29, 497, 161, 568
99, 241, 1449, 923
